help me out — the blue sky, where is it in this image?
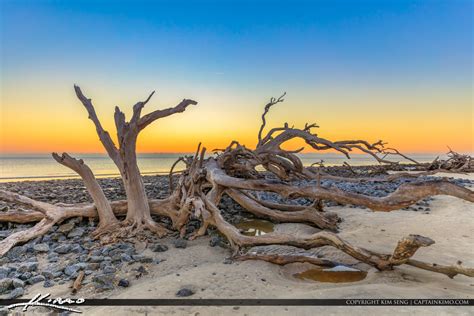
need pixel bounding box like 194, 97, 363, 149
1, 0, 472, 153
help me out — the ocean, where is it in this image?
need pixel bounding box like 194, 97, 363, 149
0, 153, 449, 182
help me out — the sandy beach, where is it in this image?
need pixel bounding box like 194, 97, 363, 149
0, 173, 472, 315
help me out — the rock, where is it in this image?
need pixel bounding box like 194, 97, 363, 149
117, 279, 129, 287
176, 288, 194, 297
54, 244, 72, 254
19, 272, 32, 280
151, 244, 169, 252
0, 267, 10, 278
33, 243, 50, 253
43, 280, 55, 288
92, 274, 114, 291
139, 257, 153, 263
5, 287, 24, 299
89, 255, 104, 263
7, 246, 25, 259
12, 278, 25, 289
103, 266, 116, 274
209, 235, 227, 248
27, 275, 46, 285
136, 266, 147, 274
67, 227, 85, 238
64, 265, 81, 276
0, 278, 13, 294
223, 258, 233, 264
70, 244, 83, 253
18, 262, 38, 273
173, 239, 187, 249
120, 254, 133, 262
58, 222, 75, 233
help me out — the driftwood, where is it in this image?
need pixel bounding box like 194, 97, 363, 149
0, 88, 473, 281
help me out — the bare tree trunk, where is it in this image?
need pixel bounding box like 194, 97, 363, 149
122, 161, 152, 223
73, 85, 197, 234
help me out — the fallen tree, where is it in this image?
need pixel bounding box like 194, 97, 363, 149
0, 87, 473, 280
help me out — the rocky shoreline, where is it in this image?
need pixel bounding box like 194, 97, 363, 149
0, 173, 472, 301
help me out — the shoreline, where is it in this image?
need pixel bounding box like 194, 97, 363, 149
0, 172, 473, 315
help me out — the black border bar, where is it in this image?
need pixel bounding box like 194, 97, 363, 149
1, 299, 473, 306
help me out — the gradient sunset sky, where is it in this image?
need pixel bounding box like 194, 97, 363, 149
1, 0, 472, 154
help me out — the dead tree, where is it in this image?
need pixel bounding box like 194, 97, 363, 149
0, 88, 473, 280
73, 85, 197, 236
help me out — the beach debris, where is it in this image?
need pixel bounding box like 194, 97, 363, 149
0, 86, 473, 284
71, 270, 85, 294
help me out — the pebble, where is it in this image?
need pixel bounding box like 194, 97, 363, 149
5, 287, 24, 299
33, 243, 50, 253
176, 288, 194, 297
54, 244, 72, 254
151, 244, 169, 252
173, 239, 187, 249
58, 222, 75, 233
118, 279, 130, 287
67, 227, 85, 238
0, 278, 13, 294
27, 275, 46, 285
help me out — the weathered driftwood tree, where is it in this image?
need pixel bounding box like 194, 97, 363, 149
0, 88, 473, 280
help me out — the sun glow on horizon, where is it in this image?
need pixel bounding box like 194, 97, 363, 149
1, 1, 472, 155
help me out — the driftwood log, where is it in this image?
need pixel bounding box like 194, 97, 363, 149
0, 87, 473, 280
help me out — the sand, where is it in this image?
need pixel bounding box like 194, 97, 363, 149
11, 174, 474, 315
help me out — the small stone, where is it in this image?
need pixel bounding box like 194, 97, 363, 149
33, 243, 50, 253
139, 257, 153, 263
70, 244, 83, 253
54, 244, 72, 254
151, 244, 169, 252
7, 246, 26, 259
64, 265, 80, 276
5, 287, 24, 299
18, 262, 38, 273
67, 227, 85, 238
120, 254, 133, 262
89, 255, 105, 263
173, 239, 187, 249
92, 274, 114, 291
43, 280, 55, 288
117, 279, 129, 287
223, 258, 233, 264
12, 278, 25, 289
27, 275, 46, 285
58, 222, 75, 233
0, 278, 13, 294
176, 288, 194, 297
19, 272, 32, 280
0, 267, 10, 278
103, 266, 116, 274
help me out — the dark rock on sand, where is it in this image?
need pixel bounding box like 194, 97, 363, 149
118, 279, 130, 287
173, 239, 187, 249
176, 288, 194, 297
151, 244, 169, 252
5, 287, 24, 299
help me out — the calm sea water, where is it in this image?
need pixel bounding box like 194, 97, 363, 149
0, 153, 450, 182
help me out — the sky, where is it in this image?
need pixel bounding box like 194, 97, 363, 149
0, 0, 472, 154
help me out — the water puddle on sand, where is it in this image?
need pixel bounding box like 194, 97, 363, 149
293, 265, 367, 283
235, 219, 274, 236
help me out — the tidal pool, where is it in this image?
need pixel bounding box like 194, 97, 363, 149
234, 219, 274, 236
293, 265, 367, 283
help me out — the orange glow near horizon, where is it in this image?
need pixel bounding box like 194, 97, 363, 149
1, 87, 472, 155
